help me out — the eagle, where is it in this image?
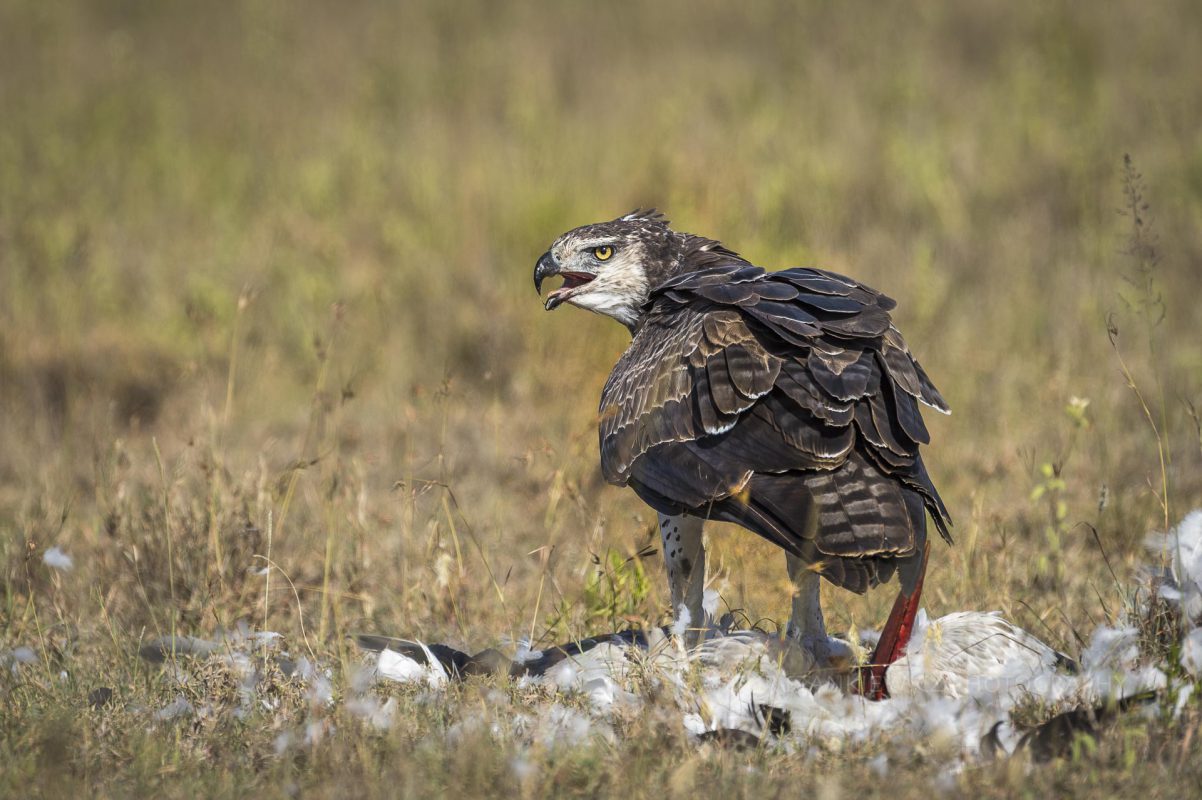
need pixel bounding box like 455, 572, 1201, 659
534, 210, 951, 696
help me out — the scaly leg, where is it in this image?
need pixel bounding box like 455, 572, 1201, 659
658, 514, 706, 643
785, 553, 831, 666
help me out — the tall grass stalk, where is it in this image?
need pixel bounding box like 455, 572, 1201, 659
263, 508, 273, 657
1109, 155, 1172, 532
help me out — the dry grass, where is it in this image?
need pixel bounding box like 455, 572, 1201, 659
1, 0, 1201, 795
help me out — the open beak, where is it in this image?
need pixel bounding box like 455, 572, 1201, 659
534, 251, 595, 311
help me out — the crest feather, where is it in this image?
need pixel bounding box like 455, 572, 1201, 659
620, 208, 669, 226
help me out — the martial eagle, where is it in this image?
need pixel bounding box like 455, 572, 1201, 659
534, 210, 951, 695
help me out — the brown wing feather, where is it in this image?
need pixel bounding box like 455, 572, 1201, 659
599, 307, 780, 484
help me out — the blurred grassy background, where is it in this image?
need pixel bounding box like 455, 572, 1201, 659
1, 0, 1201, 792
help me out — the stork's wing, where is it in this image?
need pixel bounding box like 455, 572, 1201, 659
598, 265, 951, 593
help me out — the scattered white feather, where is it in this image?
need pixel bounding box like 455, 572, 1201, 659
932, 768, 959, 794
361, 601, 1181, 762
670, 604, 692, 637
1147, 509, 1202, 623
11, 646, 37, 665
346, 695, 396, 730
1173, 682, 1195, 718
131, 509, 1202, 772
273, 730, 294, 756
349, 663, 376, 694
514, 638, 544, 664
154, 695, 194, 721
295, 656, 334, 707
510, 755, 537, 782
681, 713, 707, 737
305, 719, 331, 746
43, 546, 73, 571
1081, 624, 1140, 672
245, 630, 284, 648
1183, 628, 1202, 678
535, 704, 611, 750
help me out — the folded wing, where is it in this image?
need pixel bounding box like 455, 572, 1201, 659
599, 265, 951, 594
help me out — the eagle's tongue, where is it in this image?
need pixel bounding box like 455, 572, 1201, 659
543, 273, 592, 310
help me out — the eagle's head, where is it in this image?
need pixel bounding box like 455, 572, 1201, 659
534, 210, 744, 330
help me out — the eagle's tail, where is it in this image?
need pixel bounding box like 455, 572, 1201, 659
707, 451, 936, 595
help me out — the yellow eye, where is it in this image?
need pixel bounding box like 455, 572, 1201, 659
593, 245, 614, 261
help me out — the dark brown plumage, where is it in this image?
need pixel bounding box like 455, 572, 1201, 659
600, 261, 951, 594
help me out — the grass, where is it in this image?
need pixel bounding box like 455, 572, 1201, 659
1, 0, 1202, 795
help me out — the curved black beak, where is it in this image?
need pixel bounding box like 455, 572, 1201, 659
533, 250, 558, 295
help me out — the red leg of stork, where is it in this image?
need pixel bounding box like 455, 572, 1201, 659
856, 541, 930, 700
